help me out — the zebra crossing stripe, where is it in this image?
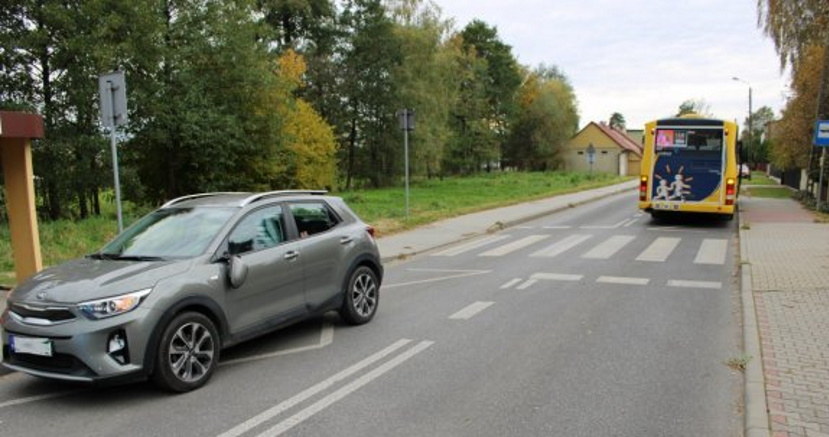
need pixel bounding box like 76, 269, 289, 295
479, 235, 550, 257
667, 280, 722, 289
597, 276, 650, 285
581, 235, 635, 259
694, 239, 728, 265
530, 234, 591, 258
636, 237, 681, 262
431, 235, 511, 257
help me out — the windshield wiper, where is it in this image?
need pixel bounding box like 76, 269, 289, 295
87, 253, 165, 262
110, 255, 166, 262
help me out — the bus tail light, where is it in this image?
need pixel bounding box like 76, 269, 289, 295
725, 178, 736, 205
639, 176, 648, 201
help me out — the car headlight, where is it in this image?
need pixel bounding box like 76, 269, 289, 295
78, 288, 152, 320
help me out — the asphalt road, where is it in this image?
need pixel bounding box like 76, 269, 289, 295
0, 191, 742, 436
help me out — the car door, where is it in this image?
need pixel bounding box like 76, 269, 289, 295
223, 204, 306, 334
287, 201, 352, 309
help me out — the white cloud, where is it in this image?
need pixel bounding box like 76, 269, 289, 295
434, 0, 789, 129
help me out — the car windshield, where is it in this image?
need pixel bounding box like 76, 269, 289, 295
97, 207, 237, 259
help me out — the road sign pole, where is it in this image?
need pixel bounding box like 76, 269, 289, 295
110, 126, 123, 232
404, 123, 410, 218
818, 148, 826, 211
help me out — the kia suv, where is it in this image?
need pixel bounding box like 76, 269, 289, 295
1, 190, 383, 392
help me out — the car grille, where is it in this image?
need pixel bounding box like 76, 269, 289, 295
3, 345, 96, 377
10, 303, 76, 324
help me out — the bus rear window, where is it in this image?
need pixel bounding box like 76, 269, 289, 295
655, 128, 723, 153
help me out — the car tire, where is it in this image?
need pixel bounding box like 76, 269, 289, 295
339, 266, 379, 325
152, 312, 220, 393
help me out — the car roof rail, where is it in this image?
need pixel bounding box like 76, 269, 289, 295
161, 192, 247, 208
240, 190, 328, 206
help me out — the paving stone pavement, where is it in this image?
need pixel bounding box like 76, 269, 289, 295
741, 195, 829, 437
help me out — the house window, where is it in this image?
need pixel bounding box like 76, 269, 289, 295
577, 151, 584, 155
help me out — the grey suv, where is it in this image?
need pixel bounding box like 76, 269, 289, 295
1, 191, 382, 392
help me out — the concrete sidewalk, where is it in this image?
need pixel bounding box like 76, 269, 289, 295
377, 179, 637, 262
740, 194, 829, 437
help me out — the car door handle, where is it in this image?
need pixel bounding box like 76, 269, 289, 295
340, 236, 354, 245
284, 251, 299, 261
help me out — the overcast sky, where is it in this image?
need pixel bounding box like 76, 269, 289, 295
434, 0, 789, 130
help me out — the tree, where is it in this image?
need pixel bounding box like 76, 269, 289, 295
387, 0, 456, 178
0, 0, 149, 219
676, 99, 712, 117
743, 105, 775, 165
758, 0, 829, 190
609, 112, 626, 130
339, 0, 404, 188
504, 66, 579, 171
459, 20, 522, 166
769, 46, 823, 171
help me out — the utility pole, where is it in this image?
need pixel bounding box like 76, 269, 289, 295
399, 109, 415, 218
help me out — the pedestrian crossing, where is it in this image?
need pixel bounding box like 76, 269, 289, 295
432, 233, 730, 265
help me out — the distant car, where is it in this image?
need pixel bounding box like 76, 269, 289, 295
1, 191, 382, 392
740, 164, 751, 179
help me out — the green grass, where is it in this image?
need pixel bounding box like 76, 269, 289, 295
742, 171, 776, 186
743, 186, 793, 199
1, 171, 629, 286
339, 172, 629, 236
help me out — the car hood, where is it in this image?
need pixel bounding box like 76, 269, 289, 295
9, 257, 193, 305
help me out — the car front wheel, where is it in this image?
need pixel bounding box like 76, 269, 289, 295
339, 266, 379, 325
152, 312, 219, 392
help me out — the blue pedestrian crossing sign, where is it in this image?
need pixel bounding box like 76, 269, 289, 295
815, 120, 829, 146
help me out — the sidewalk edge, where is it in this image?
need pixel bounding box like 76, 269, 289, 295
380, 182, 635, 263
739, 211, 770, 437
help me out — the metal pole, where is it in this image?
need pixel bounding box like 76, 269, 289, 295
819, 148, 826, 211
747, 86, 752, 164
404, 115, 410, 219
110, 127, 123, 232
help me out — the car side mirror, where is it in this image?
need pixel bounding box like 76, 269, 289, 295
225, 254, 248, 289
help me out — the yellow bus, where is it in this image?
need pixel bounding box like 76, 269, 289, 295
638, 115, 740, 220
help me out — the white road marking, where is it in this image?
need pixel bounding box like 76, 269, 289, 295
220, 322, 335, 367
516, 279, 537, 290
218, 339, 414, 437
383, 269, 490, 289
0, 389, 85, 409
256, 341, 434, 437
667, 280, 722, 289
636, 237, 681, 262
597, 276, 650, 285
623, 217, 639, 227
479, 235, 550, 257
694, 239, 728, 265
449, 301, 495, 320
543, 225, 572, 229
530, 234, 591, 258
580, 218, 630, 229
531, 273, 583, 281
581, 235, 635, 259
430, 235, 511, 256
500, 278, 523, 289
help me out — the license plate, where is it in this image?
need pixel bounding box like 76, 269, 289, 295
10, 335, 53, 357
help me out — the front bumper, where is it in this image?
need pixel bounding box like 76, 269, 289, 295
1, 304, 160, 382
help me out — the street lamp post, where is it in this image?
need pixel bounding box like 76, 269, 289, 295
732, 77, 753, 164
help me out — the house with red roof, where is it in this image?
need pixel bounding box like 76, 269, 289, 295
561, 121, 643, 176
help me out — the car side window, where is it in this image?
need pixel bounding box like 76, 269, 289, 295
227, 206, 286, 255
289, 202, 340, 238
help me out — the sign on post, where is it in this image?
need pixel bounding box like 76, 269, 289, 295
814, 120, 829, 146
99, 71, 128, 128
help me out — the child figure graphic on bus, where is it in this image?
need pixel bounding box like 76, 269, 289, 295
668, 173, 692, 201
653, 178, 670, 201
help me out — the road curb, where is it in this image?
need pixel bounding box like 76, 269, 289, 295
379, 182, 636, 263
739, 209, 770, 437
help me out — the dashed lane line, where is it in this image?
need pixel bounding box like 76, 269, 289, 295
449, 302, 495, 320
